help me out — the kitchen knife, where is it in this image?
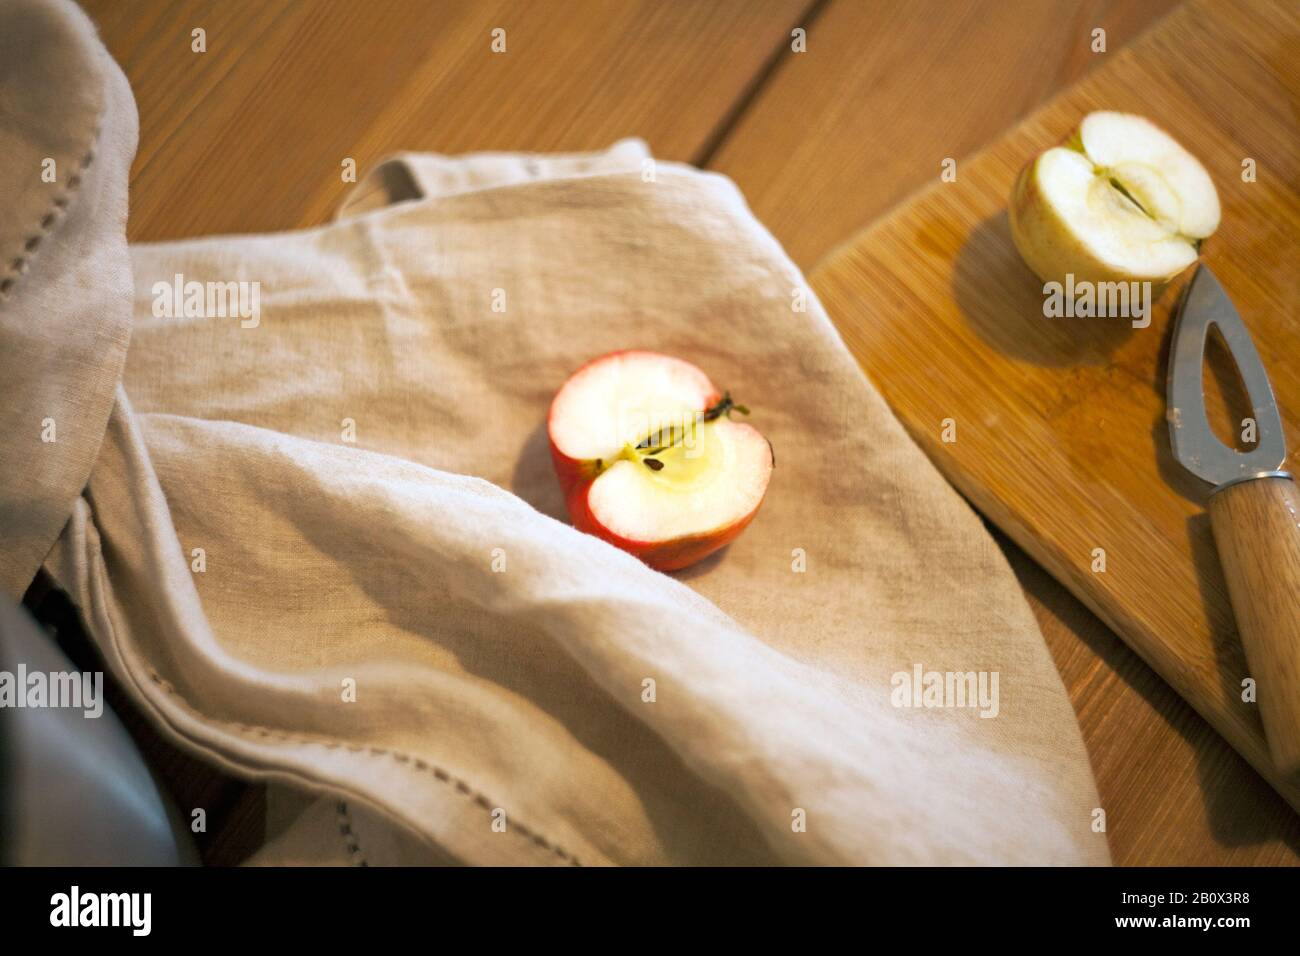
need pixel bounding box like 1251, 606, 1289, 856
1168, 264, 1300, 777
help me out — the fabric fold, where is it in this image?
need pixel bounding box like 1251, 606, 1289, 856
0, 0, 136, 596
71, 150, 1107, 864
5, 0, 1110, 866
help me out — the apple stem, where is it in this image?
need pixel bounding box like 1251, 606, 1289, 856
703, 391, 749, 422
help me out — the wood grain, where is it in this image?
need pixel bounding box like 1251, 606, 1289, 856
1006, 535, 1299, 864
711, 0, 1298, 865
80, 0, 812, 240
809, 0, 1300, 818
710, 0, 1182, 270
1209, 475, 1300, 776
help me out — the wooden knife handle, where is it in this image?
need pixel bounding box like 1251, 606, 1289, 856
1208, 472, 1300, 778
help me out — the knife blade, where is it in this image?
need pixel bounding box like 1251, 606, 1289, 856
1167, 264, 1300, 777
1168, 266, 1288, 485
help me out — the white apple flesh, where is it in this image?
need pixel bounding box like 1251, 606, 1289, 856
1009, 111, 1220, 285
548, 350, 773, 571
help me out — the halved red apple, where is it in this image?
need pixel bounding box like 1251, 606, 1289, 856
547, 350, 773, 571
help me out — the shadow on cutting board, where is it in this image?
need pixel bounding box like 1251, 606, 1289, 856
952, 212, 1137, 367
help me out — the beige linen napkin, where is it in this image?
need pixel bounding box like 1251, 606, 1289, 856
0, 0, 133, 596
4, 0, 1109, 865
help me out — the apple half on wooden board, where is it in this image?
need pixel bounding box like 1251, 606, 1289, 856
1009, 111, 1220, 284
548, 350, 773, 571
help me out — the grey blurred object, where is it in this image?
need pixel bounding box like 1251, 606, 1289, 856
0, 592, 197, 865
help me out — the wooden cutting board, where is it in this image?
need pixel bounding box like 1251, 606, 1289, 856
811, 0, 1300, 810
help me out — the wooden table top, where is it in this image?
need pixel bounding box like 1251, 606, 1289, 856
77, 0, 1300, 865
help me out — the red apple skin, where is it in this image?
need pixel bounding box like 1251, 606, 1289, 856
558, 466, 768, 572
547, 433, 599, 500
546, 350, 766, 572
